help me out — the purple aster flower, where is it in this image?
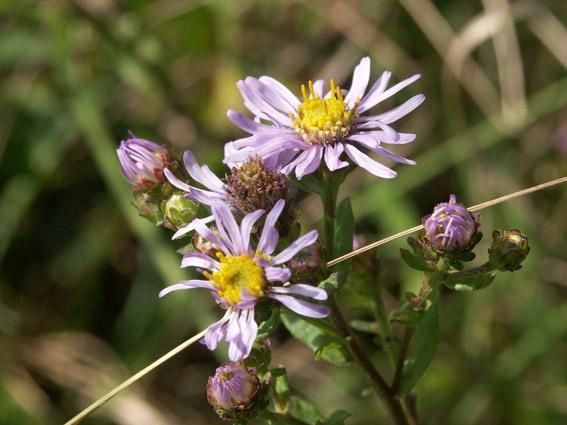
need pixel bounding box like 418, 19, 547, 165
165, 151, 293, 239
116, 134, 171, 190
207, 362, 265, 421
423, 194, 478, 253
159, 199, 330, 361
224, 57, 424, 179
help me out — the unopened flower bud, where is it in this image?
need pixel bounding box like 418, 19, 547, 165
489, 229, 530, 271
161, 193, 198, 230
287, 241, 323, 283
207, 362, 265, 421
117, 135, 171, 190
225, 156, 295, 217
423, 194, 479, 253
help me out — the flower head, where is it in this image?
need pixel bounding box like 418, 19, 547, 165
165, 151, 294, 239
225, 57, 424, 179
423, 195, 478, 253
159, 200, 329, 361
117, 135, 171, 190
207, 362, 266, 421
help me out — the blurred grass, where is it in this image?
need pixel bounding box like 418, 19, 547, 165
0, 1, 566, 424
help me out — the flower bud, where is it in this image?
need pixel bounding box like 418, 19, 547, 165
161, 193, 198, 230
422, 194, 479, 253
207, 362, 265, 421
117, 136, 171, 190
489, 229, 530, 271
286, 241, 323, 283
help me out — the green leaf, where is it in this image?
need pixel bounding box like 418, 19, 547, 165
314, 336, 350, 366
319, 409, 351, 425
290, 174, 323, 195
258, 306, 281, 338
399, 290, 440, 395
281, 311, 349, 365
400, 248, 433, 272
290, 395, 324, 425
445, 272, 496, 291
332, 197, 354, 285
390, 300, 426, 327
271, 367, 290, 407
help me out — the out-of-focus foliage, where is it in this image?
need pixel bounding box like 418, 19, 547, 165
0, 1, 566, 424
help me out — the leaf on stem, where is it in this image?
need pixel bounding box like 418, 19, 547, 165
399, 290, 440, 395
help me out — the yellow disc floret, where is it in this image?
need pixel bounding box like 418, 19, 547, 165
292, 80, 358, 145
204, 253, 266, 305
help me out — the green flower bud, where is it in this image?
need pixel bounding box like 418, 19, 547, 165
489, 229, 530, 271
161, 193, 198, 231
132, 190, 164, 225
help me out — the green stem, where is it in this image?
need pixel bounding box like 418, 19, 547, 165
391, 327, 415, 395
374, 286, 397, 368
319, 177, 409, 425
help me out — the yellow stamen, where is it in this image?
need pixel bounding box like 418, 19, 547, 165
204, 253, 265, 305
292, 79, 358, 145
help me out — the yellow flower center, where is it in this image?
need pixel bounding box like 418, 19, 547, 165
292, 80, 358, 145
204, 253, 266, 305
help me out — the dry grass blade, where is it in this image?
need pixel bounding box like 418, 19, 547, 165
327, 176, 567, 267
64, 328, 208, 425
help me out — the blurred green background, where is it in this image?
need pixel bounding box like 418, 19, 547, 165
1, 0, 566, 424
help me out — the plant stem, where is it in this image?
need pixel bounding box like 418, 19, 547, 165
391, 326, 415, 395
374, 285, 397, 368
319, 178, 409, 425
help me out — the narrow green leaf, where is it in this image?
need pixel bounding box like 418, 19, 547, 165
257, 306, 281, 338
314, 336, 350, 366
290, 395, 324, 425
399, 290, 440, 395
271, 367, 290, 407
400, 248, 433, 272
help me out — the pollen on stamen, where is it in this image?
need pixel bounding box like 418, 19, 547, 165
292, 79, 358, 145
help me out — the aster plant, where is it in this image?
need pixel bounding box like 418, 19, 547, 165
66, 57, 537, 425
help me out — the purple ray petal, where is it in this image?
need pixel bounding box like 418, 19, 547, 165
258, 199, 285, 254
357, 71, 392, 113
211, 202, 243, 254
259, 76, 301, 110
203, 311, 231, 350
240, 209, 265, 252
269, 294, 330, 318
192, 218, 231, 255
265, 267, 291, 282
159, 280, 215, 297
181, 252, 220, 270
324, 143, 349, 171
183, 151, 225, 192
358, 73, 420, 113
164, 168, 191, 192
345, 57, 371, 108
312, 79, 325, 97
344, 144, 397, 179
270, 284, 328, 300
271, 230, 319, 265
372, 94, 426, 124
172, 215, 215, 240
294, 145, 323, 179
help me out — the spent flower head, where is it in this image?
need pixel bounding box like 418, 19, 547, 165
159, 200, 330, 361
422, 194, 479, 254
225, 57, 424, 179
207, 362, 267, 421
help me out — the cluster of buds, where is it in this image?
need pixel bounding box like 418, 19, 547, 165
207, 362, 268, 421
117, 135, 197, 230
